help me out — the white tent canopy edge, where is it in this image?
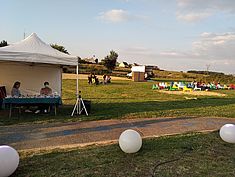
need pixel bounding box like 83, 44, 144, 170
0, 33, 78, 96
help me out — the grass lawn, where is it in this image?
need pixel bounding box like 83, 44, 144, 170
13, 132, 235, 177
1, 79, 235, 125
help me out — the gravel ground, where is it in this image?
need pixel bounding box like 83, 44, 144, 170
1, 117, 235, 151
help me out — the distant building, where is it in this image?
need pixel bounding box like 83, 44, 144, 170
145, 65, 159, 77
132, 63, 140, 66
83, 58, 96, 64
131, 66, 146, 82
129, 65, 159, 81
145, 65, 159, 70
119, 61, 129, 68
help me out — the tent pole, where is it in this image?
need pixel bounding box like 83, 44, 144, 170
76, 61, 79, 114
71, 58, 88, 117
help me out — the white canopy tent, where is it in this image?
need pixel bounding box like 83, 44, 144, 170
0, 33, 77, 96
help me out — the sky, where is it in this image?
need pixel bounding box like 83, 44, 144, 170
1, 0, 235, 74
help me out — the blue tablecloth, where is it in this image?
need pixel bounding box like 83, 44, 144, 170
2, 97, 62, 108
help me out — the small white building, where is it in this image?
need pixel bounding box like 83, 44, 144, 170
83, 58, 96, 64
131, 66, 146, 82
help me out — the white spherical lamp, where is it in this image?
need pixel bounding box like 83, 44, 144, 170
119, 129, 142, 153
219, 124, 235, 143
0, 146, 19, 177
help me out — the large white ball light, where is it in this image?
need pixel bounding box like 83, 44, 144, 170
219, 124, 235, 143
119, 129, 142, 153
0, 146, 19, 177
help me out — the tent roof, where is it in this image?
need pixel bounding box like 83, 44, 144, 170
0, 33, 77, 66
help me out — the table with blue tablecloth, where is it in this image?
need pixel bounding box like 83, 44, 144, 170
2, 97, 62, 117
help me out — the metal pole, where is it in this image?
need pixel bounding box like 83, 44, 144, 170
76, 60, 79, 114
71, 58, 88, 116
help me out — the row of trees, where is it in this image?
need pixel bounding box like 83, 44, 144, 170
50, 44, 69, 54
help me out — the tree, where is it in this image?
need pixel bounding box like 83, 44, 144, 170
50, 43, 69, 54
102, 50, 118, 73
0, 40, 8, 47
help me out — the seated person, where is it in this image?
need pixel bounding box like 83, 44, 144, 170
92, 74, 96, 84
217, 82, 222, 89
95, 76, 99, 85
35, 82, 52, 114
11, 82, 32, 112
40, 82, 52, 96
11, 81, 21, 97
88, 74, 92, 84
106, 75, 111, 83
103, 74, 107, 84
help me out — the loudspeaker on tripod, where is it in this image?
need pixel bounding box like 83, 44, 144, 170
79, 100, 91, 114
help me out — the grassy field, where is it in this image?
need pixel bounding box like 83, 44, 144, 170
13, 132, 235, 177
1, 79, 235, 177
1, 79, 235, 125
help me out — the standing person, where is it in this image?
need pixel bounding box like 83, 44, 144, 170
11, 81, 21, 97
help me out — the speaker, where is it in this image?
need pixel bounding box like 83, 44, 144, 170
80, 100, 91, 115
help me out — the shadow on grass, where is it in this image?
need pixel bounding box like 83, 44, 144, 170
89, 97, 235, 119
0, 97, 235, 125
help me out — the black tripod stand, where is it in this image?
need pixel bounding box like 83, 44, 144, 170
71, 91, 88, 116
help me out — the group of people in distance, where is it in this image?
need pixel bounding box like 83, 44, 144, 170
11, 81, 52, 114
103, 74, 111, 84
88, 74, 99, 85
187, 81, 232, 90
88, 73, 111, 85
168, 80, 233, 91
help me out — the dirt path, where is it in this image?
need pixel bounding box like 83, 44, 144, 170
1, 117, 235, 151
158, 90, 226, 97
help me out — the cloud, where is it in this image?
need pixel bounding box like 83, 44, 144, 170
158, 32, 235, 72
98, 9, 147, 23
176, 0, 235, 22
177, 0, 235, 12
176, 12, 212, 22
124, 46, 152, 55
192, 32, 235, 59
120, 31, 235, 73
158, 32, 235, 61
160, 51, 187, 57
